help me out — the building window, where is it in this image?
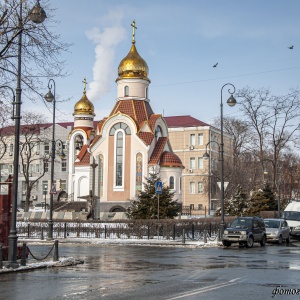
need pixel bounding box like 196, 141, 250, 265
169, 176, 175, 189
44, 143, 50, 155
109, 122, 131, 135
8, 164, 13, 174
190, 134, 195, 146
198, 204, 203, 210
155, 125, 162, 141
190, 157, 195, 169
115, 131, 124, 187
212, 158, 218, 170
36, 142, 40, 153
61, 159, 67, 172
190, 182, 195, 194
124, 85, 129, 97
29, 164, 35, 174
198, 157, 203, 169
198, 182, 203, 194
44, 161, 49, 173
145, 87, 148, 98
99, 154, 104, 197
136, 153, 143, 193
198, 133, 203, 145
9, 143, 13, 153
60, 179, 67, 191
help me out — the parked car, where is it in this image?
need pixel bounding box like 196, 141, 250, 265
264, 218, 290, 244
222, 216, 267, 248
282, 201, 300, 237
29, 203, 49, 212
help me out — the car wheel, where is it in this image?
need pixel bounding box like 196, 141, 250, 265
222, 241, 231, 247
245, 236, 254, 248
278, 235, 283, 245
260, 235, 266, 246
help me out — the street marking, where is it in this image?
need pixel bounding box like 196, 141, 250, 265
167, 278, 241, 300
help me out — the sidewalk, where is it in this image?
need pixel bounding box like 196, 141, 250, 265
0, 237, 221, 274
19, 236, 221, 247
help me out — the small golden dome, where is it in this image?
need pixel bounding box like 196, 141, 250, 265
73, 92, 95, 116
117, 43, 149, 81
73, 78, 95, 116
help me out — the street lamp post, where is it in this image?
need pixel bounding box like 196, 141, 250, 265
7, 1, 46, 268
44, 79, 56, 239
203, 84, 236, 237
44, 79, 66, 239
220, 83, 236, 236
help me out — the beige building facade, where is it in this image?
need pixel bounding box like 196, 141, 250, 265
165, 115, 234, 217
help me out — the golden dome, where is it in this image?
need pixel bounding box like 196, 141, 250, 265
73, 92, 95, 116
117, 43, 149, 81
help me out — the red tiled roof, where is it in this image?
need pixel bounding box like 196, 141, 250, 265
164, 115, 210, 128
148, 137, 168, 165
160, 151, 184, 168
74, 144, 90, 166
109, 99, 154, 131
148, 114, 161, 132
90, 134, 101, 147
138, 132, 154, 145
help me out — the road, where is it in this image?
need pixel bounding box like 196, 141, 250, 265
1, 240, 300, 300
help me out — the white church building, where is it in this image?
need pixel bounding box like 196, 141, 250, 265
67, 21, 184, 218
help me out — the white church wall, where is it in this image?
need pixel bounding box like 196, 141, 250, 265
159, 167, 182, 203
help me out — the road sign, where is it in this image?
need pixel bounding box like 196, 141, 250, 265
155, 181, 162, 194
49, 183, 57, 194
217, 182, 229, 191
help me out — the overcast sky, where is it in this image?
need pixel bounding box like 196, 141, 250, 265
29, 0, 300, 125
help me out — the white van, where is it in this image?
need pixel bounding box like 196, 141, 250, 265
282, 201, 300, 237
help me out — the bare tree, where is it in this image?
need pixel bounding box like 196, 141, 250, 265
237, 87, 300, 189
18, 111, 51, 211
0, 0, 70, 104
0, 100, 14, 159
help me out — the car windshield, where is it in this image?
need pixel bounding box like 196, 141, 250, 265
264, 220, 280, 228
282, 211, 300, 221
230, 218, 252, 228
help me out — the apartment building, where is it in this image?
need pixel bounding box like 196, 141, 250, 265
0, 122, 72, 208
165, 115, 234, 216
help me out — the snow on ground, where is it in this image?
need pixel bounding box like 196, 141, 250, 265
0, 257, 84, 274
0, 237, 221, 274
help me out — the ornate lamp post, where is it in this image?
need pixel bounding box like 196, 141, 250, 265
203, 83, 236, 237
7, 0, 46, 269
44, 79, 65, 239
220, 83, 236, 236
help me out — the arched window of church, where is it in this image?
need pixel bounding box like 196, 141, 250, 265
124, 86, 129, 97
115, 130, 124, 187
169, 176, 175, 190
136, 153, 143, 194
110, 122, 131, 136
99, 154, 104, 197
155, 125, 162, 141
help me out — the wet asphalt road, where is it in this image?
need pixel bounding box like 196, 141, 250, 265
1, 241, 300, 300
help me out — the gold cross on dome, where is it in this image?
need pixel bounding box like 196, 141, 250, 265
82, 77, 88, 94
131, 20, 137, 43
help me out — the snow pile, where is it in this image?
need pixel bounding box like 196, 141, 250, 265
0, 257, 84, 274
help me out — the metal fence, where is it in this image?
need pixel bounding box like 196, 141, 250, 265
16, 219, 229, 241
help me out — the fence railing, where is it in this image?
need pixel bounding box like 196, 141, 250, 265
17, 218, 231, 241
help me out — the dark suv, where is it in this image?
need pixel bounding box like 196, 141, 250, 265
222, 217, 267, 248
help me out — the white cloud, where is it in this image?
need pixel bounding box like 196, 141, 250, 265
85, 9, 127, 102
